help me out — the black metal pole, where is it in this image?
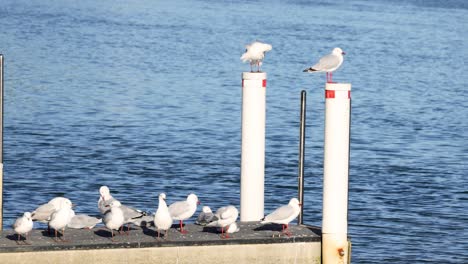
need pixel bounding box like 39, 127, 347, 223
298, 90, 306, 225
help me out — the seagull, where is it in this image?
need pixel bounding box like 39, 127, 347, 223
98, 186, 146, 231
195, 206, 215, 226
13, 212, 34, 245
49, 198, 74, 242
154, 193, 172, 239
31, 197, 72, 234
241, 41, 272, 72
131, 215, 154, 227
168, 193, 200, 234
67, 212, 102, 229
303, 47, 345, 83
103, 200, 125, 242
260, 198, 302, 237
225, 222, 240, 234
206, 205, 239, 238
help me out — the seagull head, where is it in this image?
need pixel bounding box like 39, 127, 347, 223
202, 206, 212, 214
24, 212, 32, 219
159, 193, 166, 201
59, 199, 73, 210
333, 47, 345, 56
289, 198, 301, 208
187, 193, 200, 205
262, 43, 272, 52
99, 186, 111, 199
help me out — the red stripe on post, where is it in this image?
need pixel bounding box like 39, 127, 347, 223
325, 90, 335, 98
262, 79, 267, 87
348, 90, 351, 99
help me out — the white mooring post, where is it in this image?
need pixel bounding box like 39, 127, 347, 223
240, 72, 266, 221
322, 82, 351, 263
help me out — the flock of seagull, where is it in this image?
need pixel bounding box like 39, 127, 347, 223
12, 186, 302, 244
11, 41, 344, 245
241, 40, 345, 83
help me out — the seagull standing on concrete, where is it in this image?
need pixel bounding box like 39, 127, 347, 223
206, 205, 239, 239
303, 47, 345, 83
154, 193, 172, 239
195, 206, 215, 226
49, 198, 74, 242
98, 186, 146, 231
103, 200, 125, 242
67, 211, 102, 230
168, 193, 200, 234
241, 41, 272, 72
13, 212, 34, 244
225, 222, 240, 234
261, 198, 301, 237
31, 197, 72, 235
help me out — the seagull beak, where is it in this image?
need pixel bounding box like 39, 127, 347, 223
342, 51, 346, 55
71, 203, 76, 208
197, 201, 201, 205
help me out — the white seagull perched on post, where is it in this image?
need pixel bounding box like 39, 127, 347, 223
241, 41, 272, 72
303, 47, 345, 83
168, 193, 200, 234
261, 198, 301, 237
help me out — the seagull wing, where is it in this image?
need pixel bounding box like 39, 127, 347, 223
13, 217, 24, 230
168, 201, 191, 218
219, 206, 237, 220
264, 205, 295, 223
32, 203, 56, 221
68, 214, 101, 229
312, 54, 340, 71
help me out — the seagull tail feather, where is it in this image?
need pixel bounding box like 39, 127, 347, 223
303, 67, 317, 72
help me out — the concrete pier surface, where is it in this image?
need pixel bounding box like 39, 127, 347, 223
0, 222, 321, 264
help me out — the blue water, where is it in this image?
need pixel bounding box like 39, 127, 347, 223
1, 0, 467, 262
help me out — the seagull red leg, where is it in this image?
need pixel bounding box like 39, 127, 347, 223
282, 224, 293, 237
179, 220, 188, 234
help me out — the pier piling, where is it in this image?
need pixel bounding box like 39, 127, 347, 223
322, 82, 351, 263
240, 72, 266, 221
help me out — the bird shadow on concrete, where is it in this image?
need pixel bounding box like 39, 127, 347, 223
5, 234, 20, 241
253, 223, 283, 232
93, 229, 112, 238
5, 234, 31, 245
40, 229, 61, 238
202, 226, 220, 235
141, 226, 157, 237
